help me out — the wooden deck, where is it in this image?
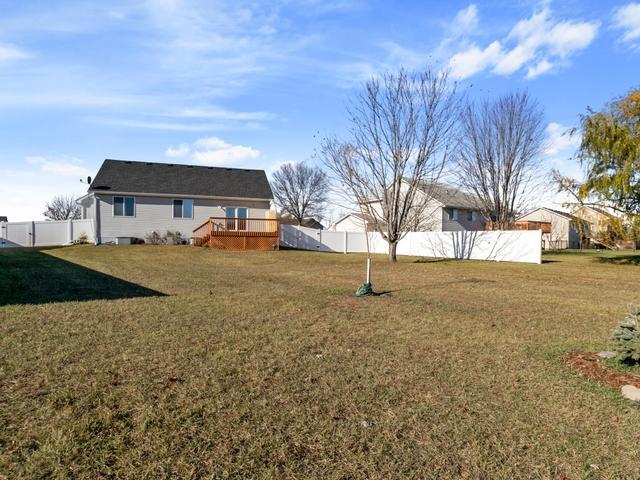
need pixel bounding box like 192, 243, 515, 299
193, 217, 280, 250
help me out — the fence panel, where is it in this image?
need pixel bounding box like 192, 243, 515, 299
0, 219, 94, 248
280, 225, 542, 264
33, 221, 68, 246
1, 222, 30, 247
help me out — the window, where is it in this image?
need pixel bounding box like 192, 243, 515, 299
467, 210, 475, 222
173, 199, 193, 218
113, 196, 135, 217
448, 208, 458, 221
225, 207, 248, 230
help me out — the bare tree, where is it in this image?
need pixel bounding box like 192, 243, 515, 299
455, 91, 545, 229
319, 68, 461, 262
44, 195, 81, 220
271, 162, 329, 225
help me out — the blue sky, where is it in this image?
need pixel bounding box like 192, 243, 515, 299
1, 0, 639, 221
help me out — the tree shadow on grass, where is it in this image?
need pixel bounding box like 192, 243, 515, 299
594, 254, 640, 266
0, 248, 166, 306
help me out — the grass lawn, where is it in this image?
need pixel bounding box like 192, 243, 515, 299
2, 246, 640, 479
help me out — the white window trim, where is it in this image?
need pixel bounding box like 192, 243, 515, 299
448, 208, 458, 221
172, 199, 194, 219
113, 196, 136, 217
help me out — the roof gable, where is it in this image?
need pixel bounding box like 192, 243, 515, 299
519, 207, 578, 221
89, 159, 273, 200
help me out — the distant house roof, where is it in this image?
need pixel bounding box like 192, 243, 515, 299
279, 215, 325, 229
0, 216, 7, 222
419, 182, 484, 210
518, 207, 579, 221
89, 159, 273, 199
329, 212, 375, 230
577, 205, 616, 218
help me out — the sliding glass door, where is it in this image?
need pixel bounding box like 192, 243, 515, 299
225, 207, 248, 230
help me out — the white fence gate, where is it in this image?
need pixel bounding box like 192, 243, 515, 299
281, 225, 542, 264
0, 219, 95, 248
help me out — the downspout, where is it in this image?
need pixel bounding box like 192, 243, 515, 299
94, 194, 101, 245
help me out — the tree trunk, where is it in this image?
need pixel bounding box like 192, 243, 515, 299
388, 241, 398, 263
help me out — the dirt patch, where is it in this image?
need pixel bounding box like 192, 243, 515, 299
565, 351, 640, 389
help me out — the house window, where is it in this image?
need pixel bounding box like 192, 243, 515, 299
225, 207, 248, 230
448, 208, 458, 221
173, 199, 193, 218
113, 196, 135, 217
467, 210, 475, 222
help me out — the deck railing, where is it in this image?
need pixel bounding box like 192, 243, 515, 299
193, 217, 280, 250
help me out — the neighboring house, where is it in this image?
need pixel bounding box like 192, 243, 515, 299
77, 159, 274, 244
356, 182, 487, 232
517, 207, 582, 249
572, 206, 616, 239
279, 215, 325, 230
328, 213, 372, 232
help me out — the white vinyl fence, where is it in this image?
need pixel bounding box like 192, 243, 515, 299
281, 225, 542, 264
0, 219, 94, 248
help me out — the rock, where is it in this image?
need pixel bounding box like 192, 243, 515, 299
597, 351, 617, 359
621, 384, 640, 402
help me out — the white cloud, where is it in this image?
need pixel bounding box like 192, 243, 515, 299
0, 43, 29, 62
613, 3, 640, 45
449, 41, 502, 79
177, 108, 275, 121
451, 4, 478, 34
193, 137, 231, 149
543, 122, 581, 157
526, 59, 553, 78
95, 118, 227, 131
25, 155, 92, 178
165, 143, 190, 157
165, 136, 261, 166
448, 6, 599, 79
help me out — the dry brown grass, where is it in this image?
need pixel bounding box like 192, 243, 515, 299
2, 246, 640, 479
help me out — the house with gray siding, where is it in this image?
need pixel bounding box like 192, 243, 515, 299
77, 159, 273, 244
341, 182, 487, 233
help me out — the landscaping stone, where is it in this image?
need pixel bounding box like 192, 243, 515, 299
597, 351, 617, 359
621, 384, 640, 402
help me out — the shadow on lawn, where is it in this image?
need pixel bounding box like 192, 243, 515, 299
594, 254, 640, 266
0, 248, 165, 306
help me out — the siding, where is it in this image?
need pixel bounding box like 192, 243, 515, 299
441, 207, 486, 231
95, 194, 270, 242
518, 209, 580, 249
330, 215, 367, 232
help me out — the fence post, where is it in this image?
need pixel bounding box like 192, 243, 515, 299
30, 221, 35, 247
318, 229, 322, 250
68, 219, 73, 244
344, 231, 348, 254
0, 221, 5, 248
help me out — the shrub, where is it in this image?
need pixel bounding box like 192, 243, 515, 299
145, 231, 166, 245
72, 233, 89, 245
612, 304, 640, 363
166, 230, 187, 245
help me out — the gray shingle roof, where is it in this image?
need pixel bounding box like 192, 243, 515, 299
89, 159, 273, 199
420, 182, 483, 210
